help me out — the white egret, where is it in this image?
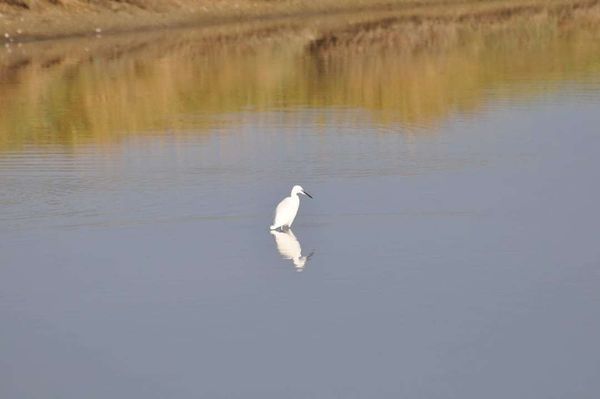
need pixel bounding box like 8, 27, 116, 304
270, 185, 313, 231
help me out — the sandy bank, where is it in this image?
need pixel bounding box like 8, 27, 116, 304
0, 0, 598, 43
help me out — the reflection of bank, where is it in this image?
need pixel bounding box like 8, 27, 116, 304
270, 229, 314, 272
4, 23, 600, 153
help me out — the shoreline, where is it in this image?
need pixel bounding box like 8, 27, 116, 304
1, 0, 598, 44
1, 0, 600, 152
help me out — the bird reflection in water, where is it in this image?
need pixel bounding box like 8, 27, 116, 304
270, 229, 314, 272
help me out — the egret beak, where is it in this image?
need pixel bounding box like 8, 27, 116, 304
302, 190, 313, 199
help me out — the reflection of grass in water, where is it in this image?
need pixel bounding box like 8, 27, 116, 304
1, 5, 600, 151
307, 20, 600, 127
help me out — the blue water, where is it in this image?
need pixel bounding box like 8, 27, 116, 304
1, 47, 600, 398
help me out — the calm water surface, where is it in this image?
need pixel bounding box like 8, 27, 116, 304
1, 27, 600, 398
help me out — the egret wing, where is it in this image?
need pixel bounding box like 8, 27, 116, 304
273, 196, 294, 228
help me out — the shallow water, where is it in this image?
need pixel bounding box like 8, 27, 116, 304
1, 27, 600, 398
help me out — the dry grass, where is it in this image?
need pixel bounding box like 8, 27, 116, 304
1, 3, 600, 151
307, 0, 600, 53
0, 0, 597, 42
1, 0, 600, 151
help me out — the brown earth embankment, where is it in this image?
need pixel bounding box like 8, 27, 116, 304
0, 0, 598, 43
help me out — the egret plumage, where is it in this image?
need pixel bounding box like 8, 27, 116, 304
270, 185, 312, 231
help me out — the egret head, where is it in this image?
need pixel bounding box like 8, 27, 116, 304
291, 185, 313, 198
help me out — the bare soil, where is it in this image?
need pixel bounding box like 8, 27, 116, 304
0, 0, 598, 43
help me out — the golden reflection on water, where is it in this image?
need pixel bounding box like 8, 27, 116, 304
1, 24, 600, 152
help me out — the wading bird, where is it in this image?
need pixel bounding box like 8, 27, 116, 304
270, 185, 313, 231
